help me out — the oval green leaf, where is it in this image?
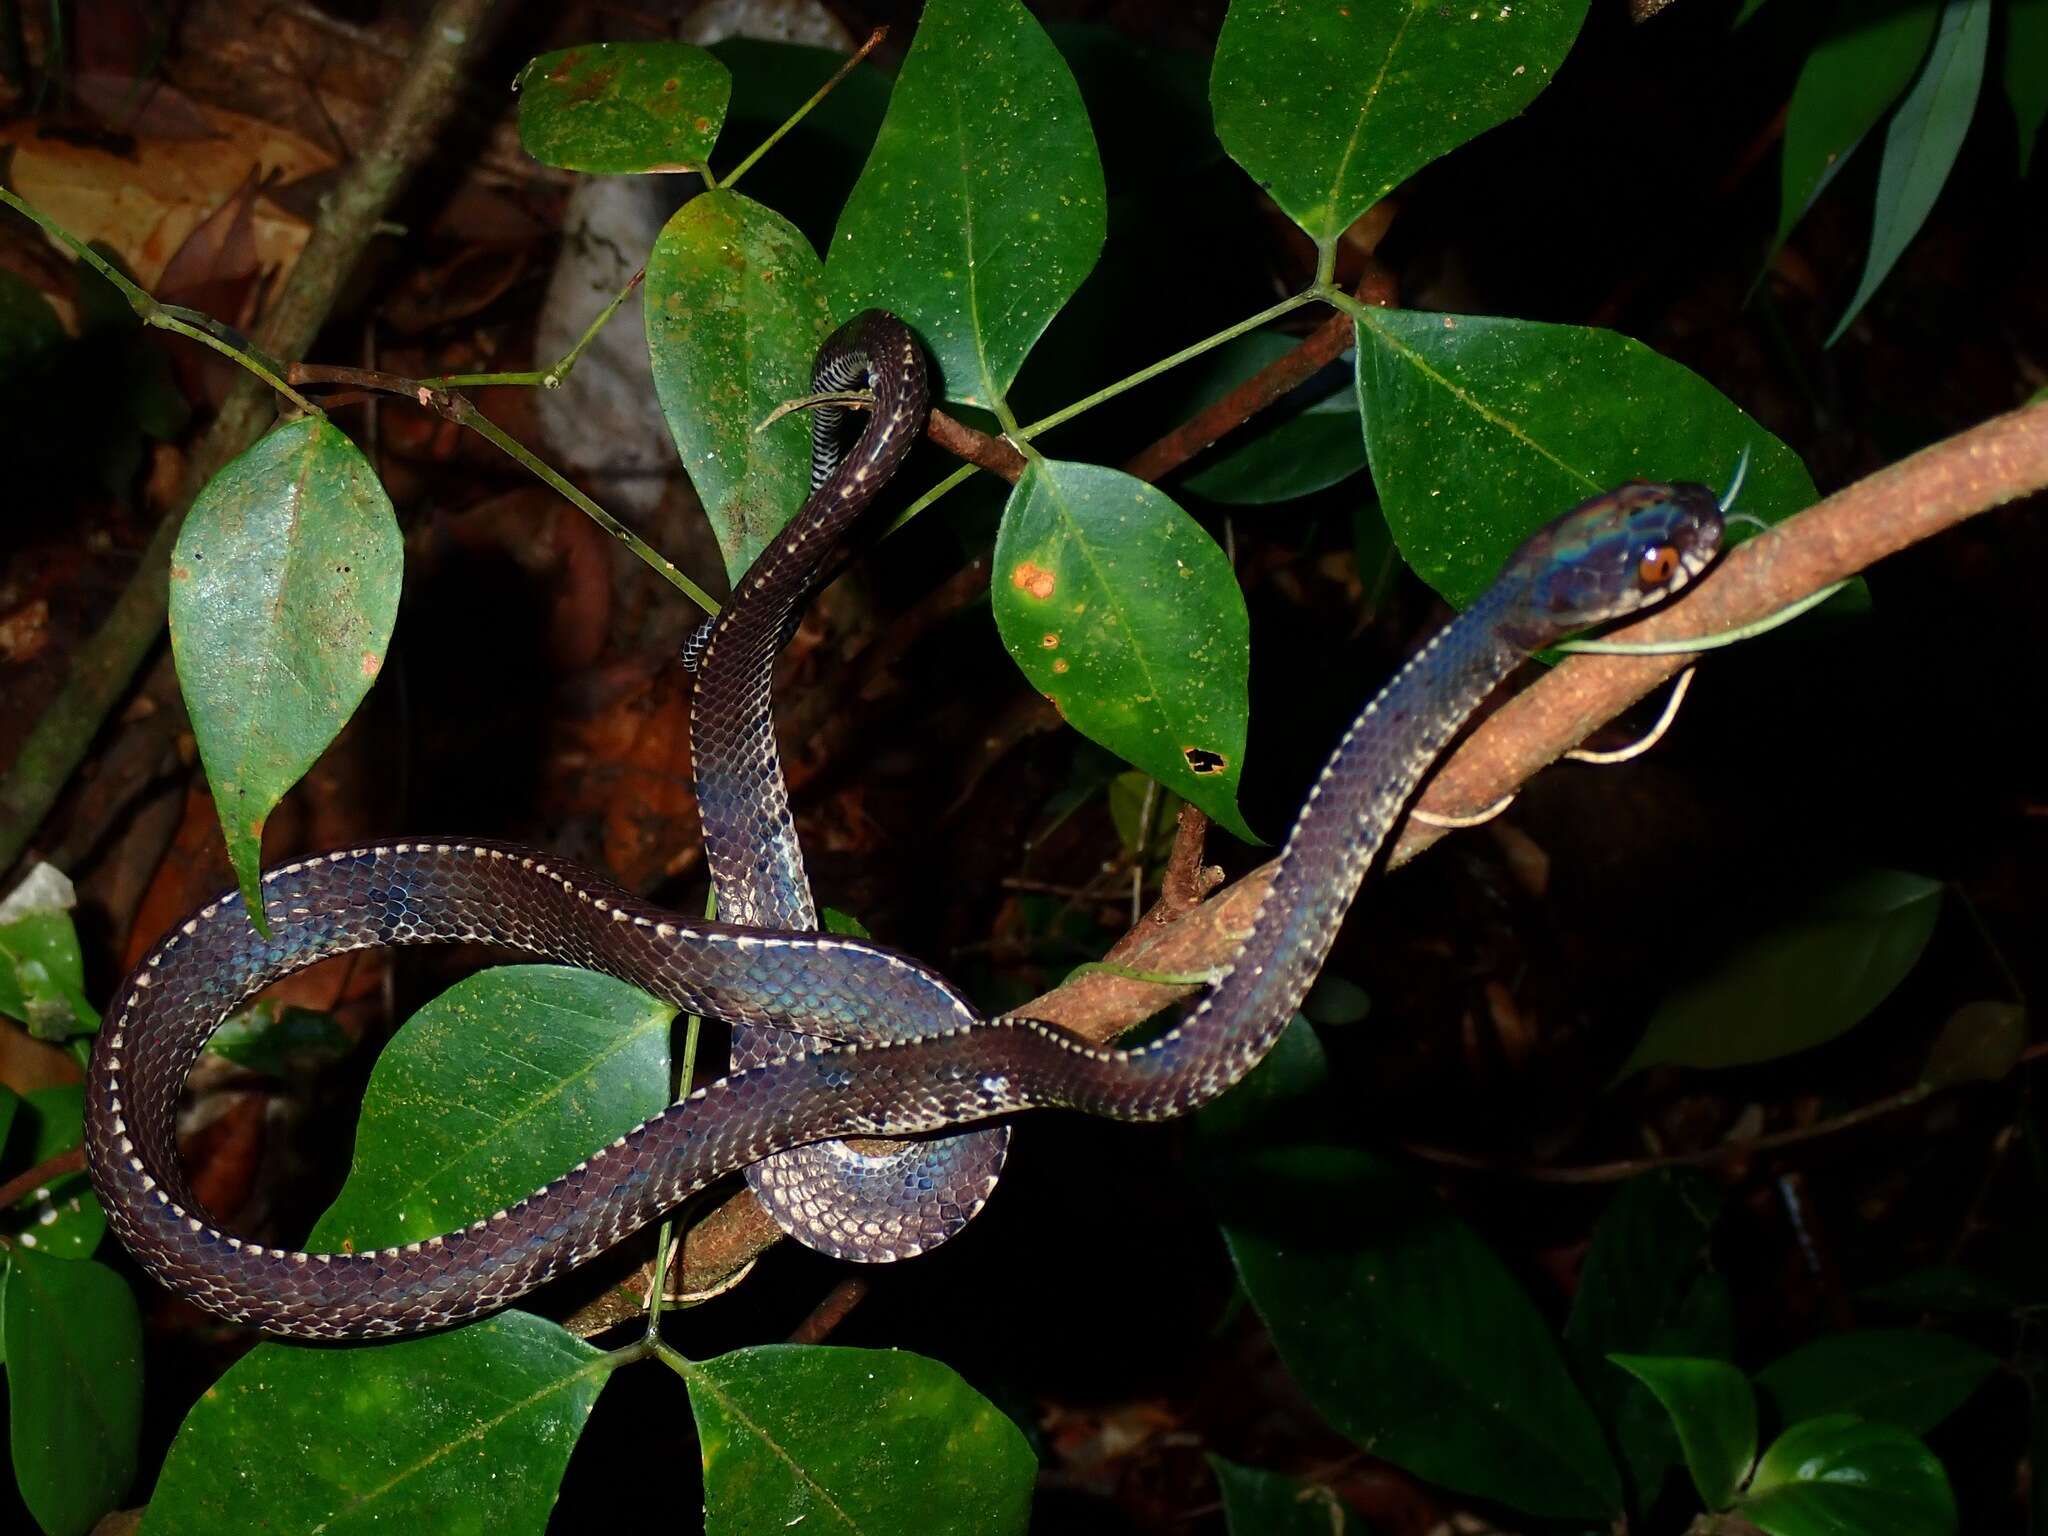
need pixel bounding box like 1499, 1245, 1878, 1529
992, 459, 1253, 842
1211, 0, 1589, 247
1209, 1455, 1365, 1535
1774, 0, 1940, 254
308, 965, 674, 1250
646, 187, 833, 582
170, 418, 401, 927
517, 42, 731, 175
1741, 1415, 1956, 1536
1565, 1171, 1733, 1515
143, 1312, 612, 1535
1827, 0, 1992, 345
1354, 308, 1817, 606
684, 1344, 1035, 1535
1620, 870, 1943, 1077
1755, 1330, 1997, 1436
2, 1248, 141, 1536
1610, 1355, 1756, 1511
827, 0, 1106, 408
1215, 1144, 1621, 1520
1179, 334, 1367, 506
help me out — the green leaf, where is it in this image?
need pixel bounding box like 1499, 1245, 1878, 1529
1774, 0, 1940, 254
1620, 870, 1943, 1076
1209, 1455, 1368, 1535
1351, 309, 1816, 607
516, 41, 731, 174
144, 1313, 612, 1535
169, 418, 401, 928
5, 1085, 107, 1259
1920, 1000, 2028, 1087
1215, 1144, 1620, 1520
1827, 0, 1992, 345
308, 966, 674, 1250
2009, 0, 2048, 176
827, 0, 1106, 408
1755, 1330, 1998, 1436
203, 997, 353, 1075
2, 1248, 142, 1536
684, 1344, 1035, 1534
646, 187, 833, 582
0, 868, 98, 1040
1178, 334, 1367, 505
819, 907, 871, 939
1610, 1355, 1756, 1510
992, 459, 1253, 842
1565, 1170, 1734, 1513
1741, 1415, 1956, 1536
1210, 0, 1588, 247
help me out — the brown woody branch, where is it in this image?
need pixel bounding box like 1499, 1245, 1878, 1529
666, 398, 2048, 1292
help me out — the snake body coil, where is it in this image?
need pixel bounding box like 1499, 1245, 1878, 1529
84, 313, 1724, 1338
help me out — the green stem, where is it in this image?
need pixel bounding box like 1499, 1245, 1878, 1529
720, 27, 887, 191
886, 290, 1319, 534
420, 268, 645, 391
1315, 283, 1372, 327
448, 397, 719, 615
1062, 959, 1220, 988
885, 462, 978, 534
650, 1335, 694, 1377
1557, 580, 1850, 655
0, 187, 324, 415
646, 892, 715, 1336
1016, 290, 1315, 444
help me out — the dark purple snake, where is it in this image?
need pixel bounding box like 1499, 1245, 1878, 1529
84, 310, 1725, 1338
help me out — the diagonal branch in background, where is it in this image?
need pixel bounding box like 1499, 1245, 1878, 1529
0, 0, 505, 878
672, 398, 2048, 1294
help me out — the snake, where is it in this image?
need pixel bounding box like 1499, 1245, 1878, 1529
683, 312, 1009, 1261
83, 310, 1725, 1339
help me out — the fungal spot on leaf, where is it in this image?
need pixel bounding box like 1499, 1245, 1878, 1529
1183, 746, 1227, 775
361, 652, 382, 678
1040, 633, 1059, 649
1052, 659, 1069, 674
1010, 561, 1056, 600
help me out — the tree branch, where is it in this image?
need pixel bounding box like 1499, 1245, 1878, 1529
671, 397, 2048, 1277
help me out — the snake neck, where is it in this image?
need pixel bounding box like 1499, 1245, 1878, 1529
1102, 584, 1528, 1109
691, 312, 930, 930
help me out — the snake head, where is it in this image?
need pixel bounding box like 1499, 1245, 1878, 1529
1497, 480, 1724, 651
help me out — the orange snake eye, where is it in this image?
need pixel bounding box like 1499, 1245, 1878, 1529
1638, 545, 1680, 586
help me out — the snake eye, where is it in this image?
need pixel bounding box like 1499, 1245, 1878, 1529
1637, 544, 1681, 587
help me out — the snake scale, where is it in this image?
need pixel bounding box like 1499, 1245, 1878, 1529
85, 311, 1724, 1338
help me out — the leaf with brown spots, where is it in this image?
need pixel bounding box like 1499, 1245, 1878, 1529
993, 459, 1253, 842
